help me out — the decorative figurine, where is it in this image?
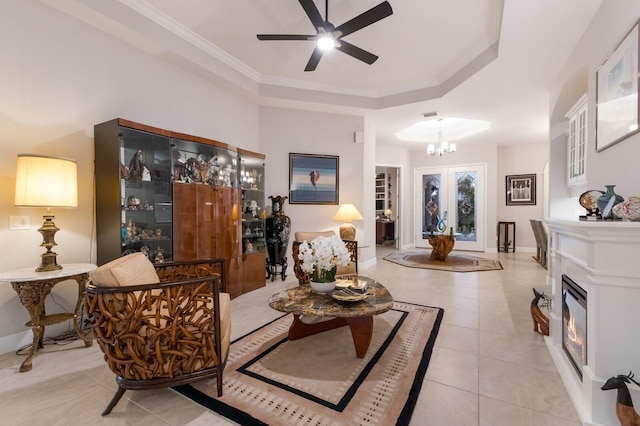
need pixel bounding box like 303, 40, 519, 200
128, 150, 146, 180
531, 288, 550, 336
601, 372, 640, 426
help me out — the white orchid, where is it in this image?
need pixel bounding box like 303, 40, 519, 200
298, 235, 351, 283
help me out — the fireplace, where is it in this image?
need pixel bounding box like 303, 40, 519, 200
562, 274, 587, 380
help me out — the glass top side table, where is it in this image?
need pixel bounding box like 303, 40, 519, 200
0, 263, 97, 372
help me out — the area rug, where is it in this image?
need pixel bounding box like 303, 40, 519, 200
174, 301, 443, 425
384, 251, 503, 272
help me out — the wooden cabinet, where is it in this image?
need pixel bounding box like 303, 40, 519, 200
95, 118, 265, 298
376, 220, 395, 244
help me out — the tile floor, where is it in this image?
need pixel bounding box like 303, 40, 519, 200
0, 247, 580, 425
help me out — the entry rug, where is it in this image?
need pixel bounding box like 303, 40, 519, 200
384, 251, 503, 272
174, 302, 443, 425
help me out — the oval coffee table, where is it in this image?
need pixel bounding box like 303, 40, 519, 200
268, 276, 393, 358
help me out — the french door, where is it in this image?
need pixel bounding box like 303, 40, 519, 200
414, 164, 486, 251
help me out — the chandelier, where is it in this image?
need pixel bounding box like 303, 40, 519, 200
427, 119, 456, 156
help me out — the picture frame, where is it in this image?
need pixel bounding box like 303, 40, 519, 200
289, 153, 339, 204
596, 19, 640, 151
506, 174, 536, 206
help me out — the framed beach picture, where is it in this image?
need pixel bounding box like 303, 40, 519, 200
289, 153, 339, 204
596, 19, 640, 151
506, 174, 536, 206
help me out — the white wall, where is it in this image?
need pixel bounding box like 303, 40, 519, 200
258, 106, 367, 260
497, 143, 549, 251
0, 1, 258, 349
550, 0, 640, 218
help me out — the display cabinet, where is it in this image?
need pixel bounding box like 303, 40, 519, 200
95, 118, 267, 299
238, 148, 266, 293
95, 119, 173, 265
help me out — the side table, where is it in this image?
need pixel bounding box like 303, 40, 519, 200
0, 263, 96, 372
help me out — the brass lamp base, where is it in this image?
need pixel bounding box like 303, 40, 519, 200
339, 222, 356, 241
36, 213, 62, 272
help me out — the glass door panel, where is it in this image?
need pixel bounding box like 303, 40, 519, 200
415, 165, 485, 251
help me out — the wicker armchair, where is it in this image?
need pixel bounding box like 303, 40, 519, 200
291, 231, 358, 285
85, 255, 230, 415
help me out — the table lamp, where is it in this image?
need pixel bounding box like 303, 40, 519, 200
332, 203, 363, 241
384, 208, 393, 220
15, 154, 78, 272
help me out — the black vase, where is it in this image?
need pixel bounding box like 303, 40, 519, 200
266, 195, 291, 281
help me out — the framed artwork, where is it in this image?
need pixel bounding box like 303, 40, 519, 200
596, 19, 640, 151
289, 153, 339, 204
506, 174, 536, 206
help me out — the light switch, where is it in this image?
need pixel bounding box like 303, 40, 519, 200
9, 216, 29, 230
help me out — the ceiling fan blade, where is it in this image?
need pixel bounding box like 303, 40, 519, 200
257, 34, 316, 41
335, 1, 393, 37
304, 47, 324, 72
336, 40, 378, 65
299, 0, 325, 31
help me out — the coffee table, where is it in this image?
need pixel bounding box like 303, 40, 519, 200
268, 276, 393, 358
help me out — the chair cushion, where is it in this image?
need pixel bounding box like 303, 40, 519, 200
294, 230, 335, 242
90, 252, 160, 287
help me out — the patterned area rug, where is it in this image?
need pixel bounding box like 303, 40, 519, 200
174, 302, 443, 425
384, 251, 503, 272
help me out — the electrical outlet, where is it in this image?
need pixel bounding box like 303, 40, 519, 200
9, 216, 29, 230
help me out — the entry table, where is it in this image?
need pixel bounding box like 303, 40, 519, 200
427, 233, 456, 261
268, 277, 393, 358
0, 263, 96, 372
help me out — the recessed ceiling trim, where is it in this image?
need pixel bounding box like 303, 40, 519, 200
119, 0, 262, 82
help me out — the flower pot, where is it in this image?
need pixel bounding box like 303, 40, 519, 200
310, 280, 336, 293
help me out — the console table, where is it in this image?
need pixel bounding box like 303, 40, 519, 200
0, 263, 96, 372
376, 220, 394, 244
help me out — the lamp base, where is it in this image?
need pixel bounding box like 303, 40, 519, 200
36, 213, 62, 272
339, 222, 356, 241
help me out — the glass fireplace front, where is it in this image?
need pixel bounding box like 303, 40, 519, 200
562, 274, 587, 380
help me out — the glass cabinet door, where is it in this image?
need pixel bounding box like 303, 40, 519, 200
239, 154, 265, 254
119, 127, 172, 262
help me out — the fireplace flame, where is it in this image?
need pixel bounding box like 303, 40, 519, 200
567, 315, 584, 350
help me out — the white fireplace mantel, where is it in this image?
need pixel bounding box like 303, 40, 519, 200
543, 219, 640, 426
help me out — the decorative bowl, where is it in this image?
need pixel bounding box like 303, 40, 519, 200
310, 280, 336, 293
612, 196, 640, 221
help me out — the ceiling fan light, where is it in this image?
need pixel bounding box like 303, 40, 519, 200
427, 144, 435, 155
317, 35, 335, 51
449, 143, 456, 153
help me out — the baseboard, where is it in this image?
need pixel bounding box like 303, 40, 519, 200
0, 320, 77, 356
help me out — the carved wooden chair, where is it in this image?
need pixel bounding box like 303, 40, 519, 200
291, 231, 358, 285
85, 254, 230, 415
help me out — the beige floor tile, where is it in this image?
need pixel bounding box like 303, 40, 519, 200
411, 380, 478, 426
479, 331, 554, 371
440, 307, 478, 329
479, 396, 581, 426
426, 346, 479, 393
436, 323, 479, 354
479, 357, 580, 422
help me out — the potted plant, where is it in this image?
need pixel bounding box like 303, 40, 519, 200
298, 235, 351, 293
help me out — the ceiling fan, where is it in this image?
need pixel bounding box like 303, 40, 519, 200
257, 0, 393, 72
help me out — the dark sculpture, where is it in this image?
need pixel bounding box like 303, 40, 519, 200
266, 195, 290, 281
601, 372, 640, 426
531, 288, 550, 336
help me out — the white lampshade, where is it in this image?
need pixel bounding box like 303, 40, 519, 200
15, 155, 78, 208
333, 204, 364, 222
14, 154, 78, 272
